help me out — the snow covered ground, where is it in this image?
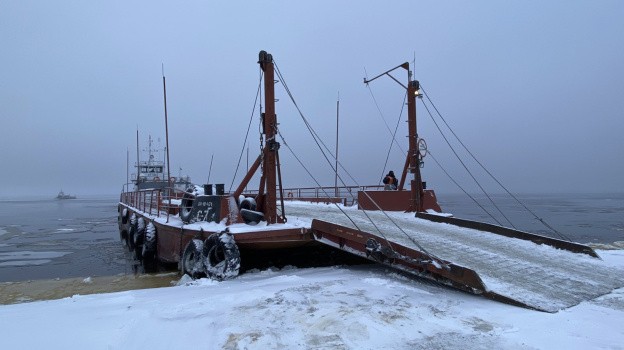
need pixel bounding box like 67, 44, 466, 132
0, 249, 622, 350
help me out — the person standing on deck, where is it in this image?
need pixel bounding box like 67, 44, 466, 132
383, 171, 397, 190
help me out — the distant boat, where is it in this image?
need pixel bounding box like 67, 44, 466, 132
56, 190, 76, 200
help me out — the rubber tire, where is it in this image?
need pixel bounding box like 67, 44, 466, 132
239, 197, 257, 211
179, 191, 195, 224
121, 208, 129, 225
142, 222, 158, 272
133, 218, 145, 261
120, 228, 129, 246
240, 209, 265, 225
202, 233, 241, 280
181, 239, 206, 279
117, 205, 122, 228
126, 214, 137, 252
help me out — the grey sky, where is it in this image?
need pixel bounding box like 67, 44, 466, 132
1, 1, 622, 197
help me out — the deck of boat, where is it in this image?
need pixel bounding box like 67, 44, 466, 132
279, 201, 624, 312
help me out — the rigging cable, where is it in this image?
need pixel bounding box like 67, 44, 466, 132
275, 129, 361, 231
229, 69, 264, 193
379, 92, 407, 185
421, 86, 571, 241
274, 61, 443, 264
426, 150, 502, 221
364, 69, 408, 185
420, 98, 515, 228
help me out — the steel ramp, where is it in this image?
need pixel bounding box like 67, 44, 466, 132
284, 202, 624, 312
310, 219, 543, 311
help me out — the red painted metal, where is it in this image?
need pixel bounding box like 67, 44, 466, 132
310, 219, 486, 293
363, 62, 433, 213
259, 51, 280, 224
358, 189, 441, 212
284, 197, 345, 205
309, 219, 545, 310
234, 155, 261, 198
232, 51, 285, 224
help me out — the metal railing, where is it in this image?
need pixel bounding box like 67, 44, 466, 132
119, 185, 186, 219
243, 185, 384, 206
119, 184, 384, 218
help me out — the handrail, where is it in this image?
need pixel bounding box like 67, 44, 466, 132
120, 186, 187, 218
120, 184, 385, 216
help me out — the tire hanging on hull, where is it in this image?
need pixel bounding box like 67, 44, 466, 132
142, 221, 158, 272
127, 213, 137, 251
181, 239, 205, 278
203, 231, 241, 280
134, 217, 146, 260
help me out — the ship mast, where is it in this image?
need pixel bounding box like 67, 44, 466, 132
364, 62, 424, 212
233, 50, 285, 224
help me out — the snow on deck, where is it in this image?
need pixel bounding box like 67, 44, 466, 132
282, 201, 624, 312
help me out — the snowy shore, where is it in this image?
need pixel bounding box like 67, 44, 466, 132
0, 249, 623, 349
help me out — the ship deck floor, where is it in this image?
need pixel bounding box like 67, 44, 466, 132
280, 201, 624, 312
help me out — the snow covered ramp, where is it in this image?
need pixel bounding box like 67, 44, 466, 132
284, 201, 624, 312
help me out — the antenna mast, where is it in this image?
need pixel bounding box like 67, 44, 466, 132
162, 64, 172, 221
136, 129, 140, 186
335, 91, 340, 197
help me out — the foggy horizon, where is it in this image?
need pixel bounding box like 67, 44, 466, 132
2, 1, 623, 198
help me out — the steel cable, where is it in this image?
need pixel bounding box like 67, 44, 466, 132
274, 61, 444, 264
421, 86, 571, 241
229, 70, 263, 193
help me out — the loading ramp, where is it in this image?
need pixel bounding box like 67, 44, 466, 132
284, 201, 624, 312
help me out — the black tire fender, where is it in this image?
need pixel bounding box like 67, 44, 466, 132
142, 222, 158, 272
133, 217, 146, 260
127, 213, 137, 251
179, 191, 196, 224
202, 232, 241, 280
121, 207, 129, 225
181, 239, 205, 279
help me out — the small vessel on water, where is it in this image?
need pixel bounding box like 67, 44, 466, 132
130, 135, 192, 192
118, 50, 623, 312
56, 190, 76, 200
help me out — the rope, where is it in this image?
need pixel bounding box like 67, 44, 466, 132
380, 92, 407, 185
420, 98, 515, 228
421, 86, 571, 241
229, 69, 263, 193
364, 74, 407, 184
427, 150, 502, 221
276, 130, 361, 231
274, 61, 444, 264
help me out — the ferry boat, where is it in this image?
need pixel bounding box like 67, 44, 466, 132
56, 190, 76, 200
118, 50, 623, 312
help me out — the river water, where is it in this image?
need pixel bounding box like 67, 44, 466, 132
0, 195, 131, 283
0, 192, 622, 303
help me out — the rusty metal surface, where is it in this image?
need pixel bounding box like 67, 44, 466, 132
358, 189, 442, 212
310, 219, 488, 294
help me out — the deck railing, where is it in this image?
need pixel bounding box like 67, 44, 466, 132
119, 184, 385, 218
240, 185, 384, 206
119, 185, 186, 219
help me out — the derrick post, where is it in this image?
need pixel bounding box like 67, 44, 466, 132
258, 50, 281, 224
407, 79, 423, 212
